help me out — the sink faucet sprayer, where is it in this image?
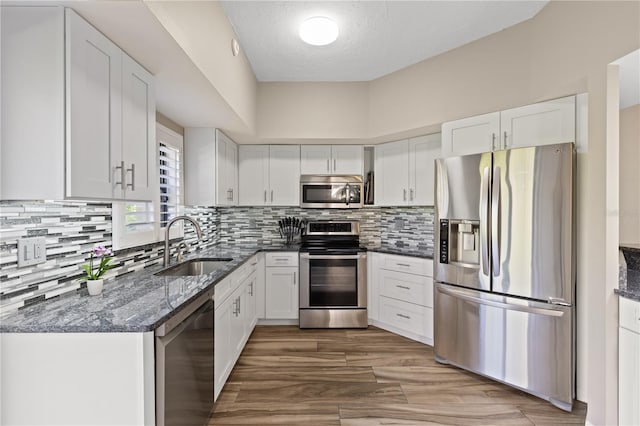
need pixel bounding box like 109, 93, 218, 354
163, 216, 203, 267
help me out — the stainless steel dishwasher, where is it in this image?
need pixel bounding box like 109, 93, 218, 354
155, 288, 214, 426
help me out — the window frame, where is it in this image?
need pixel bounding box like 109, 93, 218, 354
112, 123, 184, 250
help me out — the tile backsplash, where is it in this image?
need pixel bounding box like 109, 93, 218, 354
1, 201, 433, 314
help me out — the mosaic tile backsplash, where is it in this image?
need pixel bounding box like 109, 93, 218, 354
1, 201, 433, 314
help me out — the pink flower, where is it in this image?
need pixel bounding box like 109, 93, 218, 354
93, 245, 112, 257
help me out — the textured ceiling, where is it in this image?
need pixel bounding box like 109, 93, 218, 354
221, 0, 548, 82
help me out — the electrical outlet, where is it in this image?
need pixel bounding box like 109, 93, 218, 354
17, 237, 47, 267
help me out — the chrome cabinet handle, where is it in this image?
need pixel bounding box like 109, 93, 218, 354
126, 163, 135, 191
396, 313, 410, 320
409, 188, 414, 201
403, 189, 407, 201
396, 285, 410, 290
327, 159, 330, 172
238, 296, 241, 314
396, 263, 411, 267
227, 189, 233, 201
333, 158, 336, 171
503, 131, 508, 147
491, 133, 497, 151
264, 190, 267, 203
115, 161, 125, 188
293, 272, 296, 286
230, 188, 234, 201
249, 282, 254, 296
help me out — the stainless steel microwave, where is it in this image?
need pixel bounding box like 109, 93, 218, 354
300, 175, 363, 208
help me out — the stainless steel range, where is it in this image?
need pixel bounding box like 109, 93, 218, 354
299, 221, 367, 328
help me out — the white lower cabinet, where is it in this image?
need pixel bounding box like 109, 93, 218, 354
369, 252, 434, 345
265, 252, 299, 319
214, 254, 260, 401
619, 296, 640, 425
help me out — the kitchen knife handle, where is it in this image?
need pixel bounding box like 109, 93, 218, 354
491, 166, 501, 277
480, 166, 490, 277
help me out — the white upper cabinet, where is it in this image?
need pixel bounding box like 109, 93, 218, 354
375, 134, 440, 206
1, 7, 156, 201
441, 96, 576, 157
238, 145, 270, 206
238, 145, 300, 206
408, 134, 440, 206
441, 112, 500, 157
300, 145, 363, 175
375, 140, 409, 206
216, 131, 238, 206
269, 145, 300, 206
66, 8, 122, 200
184, 128, 238, 206
500, 96, 576, 149
121, 55, 156, 201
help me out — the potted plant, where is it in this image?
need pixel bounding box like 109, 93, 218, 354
82, 245, 114, 296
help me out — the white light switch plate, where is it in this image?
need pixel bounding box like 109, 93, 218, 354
17, 237, 47, 267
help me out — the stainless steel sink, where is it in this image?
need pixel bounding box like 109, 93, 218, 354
155, 258, 233, 277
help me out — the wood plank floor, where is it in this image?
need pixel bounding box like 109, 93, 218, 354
209, 326, 586, 425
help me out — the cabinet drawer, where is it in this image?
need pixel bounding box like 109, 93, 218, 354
266, 252, 299, 267
379, 269, 433, 307
379, 296, 433, 338
380, 254, 432, 276
620, 297, 640, 333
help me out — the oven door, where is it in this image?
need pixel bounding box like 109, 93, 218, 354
300, 182, 363, 208
299, 252, 367, 309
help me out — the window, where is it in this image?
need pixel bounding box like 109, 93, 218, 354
112, 123, 184, 250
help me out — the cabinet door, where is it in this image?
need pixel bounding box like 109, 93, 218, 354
441, 112, 500, 157
619, 326, 640, 426
408, 134, 440, 206
121, 54, 156, 201
375, 140, 409, 206
265, 267, 298, 319
216, 131, 237, 206
239, 145, 270, 205
255, 254, 266, 319
243, 273, 258, 334
300, 145, 331, 174
332, 145, 364, 175
66, 9, 122, 199
269, 145, 301, 206
184, 128, 216, 206
214, 298, 232, 400
229, 288, 245, 358
501, 96, 576, 149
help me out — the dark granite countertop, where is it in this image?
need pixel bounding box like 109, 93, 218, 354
618, 246, 640, 301
367, 245, 433, 259
0, 244, 297, 334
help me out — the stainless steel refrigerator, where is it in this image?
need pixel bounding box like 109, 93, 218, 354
434, 142, 575, 411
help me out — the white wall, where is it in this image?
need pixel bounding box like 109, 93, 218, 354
619, 104, 640, 245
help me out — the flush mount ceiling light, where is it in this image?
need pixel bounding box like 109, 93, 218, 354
299, 16, 338, 46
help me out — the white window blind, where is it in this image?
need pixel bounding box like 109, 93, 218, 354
159, 142, 181, 228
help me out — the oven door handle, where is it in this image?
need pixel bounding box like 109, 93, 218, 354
300, 253, 366, 260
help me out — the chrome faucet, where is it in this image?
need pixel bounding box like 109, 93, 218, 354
163, 216, 203, 267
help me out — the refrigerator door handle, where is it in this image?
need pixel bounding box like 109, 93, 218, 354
491, 165, 501, 277
436, 284, 566, 317
480, 166, 490, 277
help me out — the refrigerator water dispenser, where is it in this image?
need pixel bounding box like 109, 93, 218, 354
439, 219, 480, 266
